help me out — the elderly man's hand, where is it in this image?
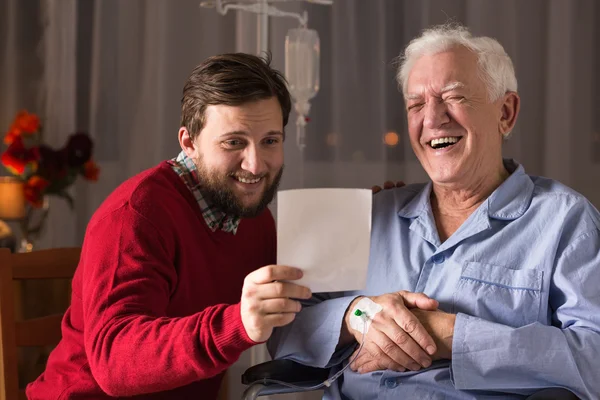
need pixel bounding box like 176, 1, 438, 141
410, 309, 455, 360
350, 308, 456, 373
371, 181, 406, 194
344, 291, 439, 373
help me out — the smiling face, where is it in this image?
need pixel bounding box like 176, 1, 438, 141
179, 96, 284, 218
405, 46, 511, 187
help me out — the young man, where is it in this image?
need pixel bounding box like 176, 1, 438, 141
27, 53, 312, 399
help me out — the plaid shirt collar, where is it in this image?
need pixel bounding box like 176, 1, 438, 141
168, 151, 241, 234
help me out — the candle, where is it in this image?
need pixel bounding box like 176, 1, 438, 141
0, 177, 26, 219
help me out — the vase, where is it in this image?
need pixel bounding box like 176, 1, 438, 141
18, 196, 50, 253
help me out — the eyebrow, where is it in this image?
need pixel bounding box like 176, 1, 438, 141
440, 81, 465, 93
405, 81, 466, 100
220, 130, 285, 139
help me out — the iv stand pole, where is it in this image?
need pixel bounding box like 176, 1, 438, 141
251, 0, 272, 378
257, 0, 269, 55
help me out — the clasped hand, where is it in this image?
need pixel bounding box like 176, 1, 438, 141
345, 291, 455, 374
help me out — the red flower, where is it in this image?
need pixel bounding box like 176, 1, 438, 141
1, 136, 40, 175
24, 176, 50, 208
3, 110, 40, 145
2, 111, 98, 209
83, 160, 100, 181
3, 127, 22, 145
13, 110, 40, 134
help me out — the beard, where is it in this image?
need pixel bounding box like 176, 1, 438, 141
194, 156, 283, 218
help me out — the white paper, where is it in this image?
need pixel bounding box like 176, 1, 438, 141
277, 188, 372, 293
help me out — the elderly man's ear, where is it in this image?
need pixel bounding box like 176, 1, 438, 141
499, 92, 520, 136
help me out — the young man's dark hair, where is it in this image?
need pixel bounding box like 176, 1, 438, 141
180, 52, 292, 140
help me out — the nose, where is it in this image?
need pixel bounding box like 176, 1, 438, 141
423, 100, 450, 130
240, 144, 266, 176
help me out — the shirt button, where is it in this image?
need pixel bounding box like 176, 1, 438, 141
385, 378, 398, 389
432, 254, 445, 264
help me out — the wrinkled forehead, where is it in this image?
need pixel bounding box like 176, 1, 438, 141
405, 47, 483, 98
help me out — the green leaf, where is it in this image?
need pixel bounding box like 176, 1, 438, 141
44, 168, 79, 194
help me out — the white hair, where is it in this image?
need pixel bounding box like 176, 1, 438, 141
397, 24, 518, 102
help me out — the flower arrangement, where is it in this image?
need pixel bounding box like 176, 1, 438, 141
1, 110, 100, 208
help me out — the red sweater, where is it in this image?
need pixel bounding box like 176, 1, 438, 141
27, 162, 276, 399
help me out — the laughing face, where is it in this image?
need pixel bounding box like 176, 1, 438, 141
180, 96, 284, 218
404, 46, 509, 187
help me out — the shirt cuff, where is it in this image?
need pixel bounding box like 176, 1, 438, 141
451, 312, 477, 389
270, 295, 358, 368
450, 313, 502, 390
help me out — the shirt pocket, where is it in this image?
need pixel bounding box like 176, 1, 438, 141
453, 261, 543, 327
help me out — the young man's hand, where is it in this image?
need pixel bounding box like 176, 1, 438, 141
240, 265, 311, 342
371, 181, 406, 194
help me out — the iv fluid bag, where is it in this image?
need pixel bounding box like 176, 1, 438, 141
285, 28, 320, 104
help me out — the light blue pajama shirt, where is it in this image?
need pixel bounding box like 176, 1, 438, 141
268, 160, 600, 399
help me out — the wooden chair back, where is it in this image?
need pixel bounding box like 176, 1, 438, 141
0, 247, 80, 400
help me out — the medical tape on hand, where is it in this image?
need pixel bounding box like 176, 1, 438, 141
349, 297, 382, 334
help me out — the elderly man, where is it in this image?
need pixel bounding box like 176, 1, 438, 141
268, 24, 600, 399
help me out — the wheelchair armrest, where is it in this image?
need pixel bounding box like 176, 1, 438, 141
242, 362, 578, 400
527, 388, 579, 400
241, 359, 331, 386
